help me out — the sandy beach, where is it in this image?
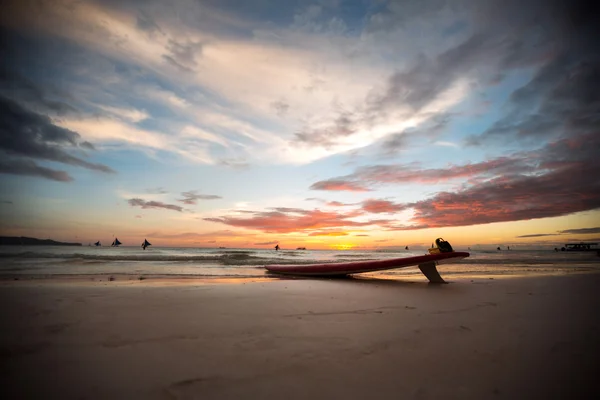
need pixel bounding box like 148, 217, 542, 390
1, 273, 599, 399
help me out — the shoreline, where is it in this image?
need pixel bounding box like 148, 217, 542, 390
1, 266, 599, 286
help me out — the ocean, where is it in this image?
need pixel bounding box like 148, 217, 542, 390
1, 246, 599, 281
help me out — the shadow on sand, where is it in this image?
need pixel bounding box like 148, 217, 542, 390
265, 271, 451, 289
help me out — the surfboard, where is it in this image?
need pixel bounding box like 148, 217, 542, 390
264, 251, 470, 283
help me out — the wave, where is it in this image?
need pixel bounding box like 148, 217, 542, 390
0, 251, 265, 263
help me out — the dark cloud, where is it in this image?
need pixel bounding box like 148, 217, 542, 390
468, 57, 600, 146
363, 0, 599, 150
0, 158, 73, 182
294, 111, 356, 148
128, 198, 183, 212
136, 11, 162, 33
396, 134, 600, 229
464, 0, 600, 146
271, 99, 290, 117
0, 67, 78, 116
79, 141, 96, 151
163, 39, 203, 72
516, 227, 600, 237
559, 227, 600, 235
178, 190, 222, 205
316, 131, 600, 229
0, 200, 13, 204
379, 113, 452, 156
516, 233, 558, 238
0, 97, 114, 176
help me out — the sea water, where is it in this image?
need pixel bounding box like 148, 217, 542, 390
0, 246, 598, 280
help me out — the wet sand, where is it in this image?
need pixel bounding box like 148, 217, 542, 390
1, 273, 599, 399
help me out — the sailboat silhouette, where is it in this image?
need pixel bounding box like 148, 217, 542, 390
111, 238, 122, 247
94, 241, 101, 246
142, 239, 151, 250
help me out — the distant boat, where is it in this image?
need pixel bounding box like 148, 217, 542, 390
405, 246, 409, 250
111, 238, 122, 247
561, 242, 598, 252
94, 241, 101, 247
142, 239, 151, 250
296, 247, 306, 250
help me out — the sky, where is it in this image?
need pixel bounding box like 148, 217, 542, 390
0, 0, 599, 250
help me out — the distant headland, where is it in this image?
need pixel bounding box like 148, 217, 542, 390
0, 236, 82, 246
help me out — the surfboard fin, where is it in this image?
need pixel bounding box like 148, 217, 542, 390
418, 261, 446, 284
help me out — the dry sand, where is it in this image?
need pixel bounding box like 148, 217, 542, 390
1, 273, 599, 399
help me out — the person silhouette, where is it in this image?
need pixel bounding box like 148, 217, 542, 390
275, 244, 280, 251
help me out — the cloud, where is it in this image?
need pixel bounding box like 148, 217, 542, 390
517, 227, 600, 238
0, 97, 114, 176
515, 233, 558, 238
309, 179, 371, 192
0, 158, 73, 182
361, 199, 406, 214
271, 99, 289, 116
254, 241, 279, 245
135, 10, 162, 33
163, 39, 204, 72
307, 231, 348, 236
146, 187, 168, 194
268, 207, 310, 214
559, 227, 600, 235
464, 0, 600, 146
294, 111, 356, 148
307, 131, 599, 229
96, 105, 149, 123
399, 136, 600, 229
304, 198, 355, 206
316, 157, 533, 188
0, 67, 78, 116
128, 198, 183, 212
178, 190, 222, 205
3, 0, 597, 169
204, 208, 391, 234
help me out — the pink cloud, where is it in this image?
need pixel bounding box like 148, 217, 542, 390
205, 209, 391, 234
362, 199, 406, 213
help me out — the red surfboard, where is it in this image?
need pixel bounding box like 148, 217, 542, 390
265, 251, 470, 283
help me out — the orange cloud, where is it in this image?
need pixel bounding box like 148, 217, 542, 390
308, 231, 349, 236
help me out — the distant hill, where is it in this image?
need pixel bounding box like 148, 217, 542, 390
0, 236, 82, 246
